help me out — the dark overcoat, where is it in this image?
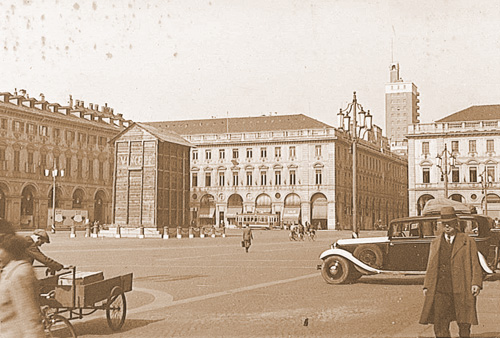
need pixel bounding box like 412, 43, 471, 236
419, 232, 483, 325
242, 227, 253, 242
23, 236, 64, 271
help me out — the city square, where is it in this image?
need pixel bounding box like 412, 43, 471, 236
25, 229, 500, 338
1, 2, 500, 338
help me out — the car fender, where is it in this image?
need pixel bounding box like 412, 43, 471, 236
319, 248, 381, 275
478, 251, 493, 274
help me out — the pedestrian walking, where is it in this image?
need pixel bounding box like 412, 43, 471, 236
0, 234, 45, 337
298, 221, 305, 240
242, 224, 253, 253
419, 206, 483, 338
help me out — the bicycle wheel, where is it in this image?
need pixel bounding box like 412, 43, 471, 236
45, 314, 77, 338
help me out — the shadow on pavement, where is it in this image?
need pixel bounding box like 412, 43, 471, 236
474, 332, 500, 338
135, 274, 208, 282
72, 318, 162, 336
360, 276, 424, 285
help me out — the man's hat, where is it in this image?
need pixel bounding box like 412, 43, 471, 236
34, 229, 50, 243
439, 206, 458, 223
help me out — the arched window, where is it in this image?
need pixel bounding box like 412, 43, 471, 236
72, 189, 84, 209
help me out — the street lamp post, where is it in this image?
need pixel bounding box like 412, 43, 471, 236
436, 144, 456, 198
45, 166, 64, 233
480, 169, 493, 216
337, 91, 373, 237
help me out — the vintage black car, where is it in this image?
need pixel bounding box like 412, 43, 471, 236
318, 213, 500, 284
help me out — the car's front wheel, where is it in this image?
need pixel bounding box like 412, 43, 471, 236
321, 256, 354, 284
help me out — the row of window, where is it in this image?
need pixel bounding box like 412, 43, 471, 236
0, 118, 107, 146
422, 140, 495, 155
0, 147, 108, 180
422, 166, 496, 184
192, 145, 323, 161
192, 169, 323, 187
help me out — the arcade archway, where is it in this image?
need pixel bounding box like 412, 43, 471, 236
311, 193, 328, 230
417, 194, 435, 216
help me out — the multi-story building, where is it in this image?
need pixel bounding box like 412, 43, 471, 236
407, 105, 500, 217
0, 89, 130, 229
385, 62, 420, 155
147, 114, 408, 230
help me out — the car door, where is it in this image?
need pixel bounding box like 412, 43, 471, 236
386, 220, 433, 271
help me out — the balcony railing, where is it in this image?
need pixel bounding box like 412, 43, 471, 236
408, 120, 500, 135
183, 128, 336, 144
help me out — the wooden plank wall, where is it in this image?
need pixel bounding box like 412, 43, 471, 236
157, 141, 191, 228
113, 126, 157, 227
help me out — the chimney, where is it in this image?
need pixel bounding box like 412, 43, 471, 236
68, 95, 73, 108
0, 92, 11, 103
89, 103, 93, 110
39, 93, 45, 102
19, 89, 26, 97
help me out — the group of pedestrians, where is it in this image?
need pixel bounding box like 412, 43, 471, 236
0, 219, 65, 337
288, 221, 316, 241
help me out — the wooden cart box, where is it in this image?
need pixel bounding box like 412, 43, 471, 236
58, 271, 104, 286
54, 273, 133, 308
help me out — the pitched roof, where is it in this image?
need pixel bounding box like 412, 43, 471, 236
437, 105, 500, 122
144, 114, 332, 135
110, 122, 192, 147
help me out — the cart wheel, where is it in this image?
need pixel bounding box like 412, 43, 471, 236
106, 286, 127, 331
45, 314, 77, 338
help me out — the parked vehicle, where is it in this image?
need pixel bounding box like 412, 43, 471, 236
318, 212, 500, 284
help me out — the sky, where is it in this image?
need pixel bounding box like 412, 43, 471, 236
1, 0, 500, 132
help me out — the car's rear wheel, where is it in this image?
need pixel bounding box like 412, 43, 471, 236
321, 256, 354, 284
353, 244, 383, 269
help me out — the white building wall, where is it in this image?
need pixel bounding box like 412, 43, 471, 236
407, 121, 500, 217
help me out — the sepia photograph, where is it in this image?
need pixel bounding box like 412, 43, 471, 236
1, 0, 500, 337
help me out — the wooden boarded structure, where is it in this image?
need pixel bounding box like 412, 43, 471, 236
111, 123, 191, 229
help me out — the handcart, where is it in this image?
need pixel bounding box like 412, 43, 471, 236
39, 266, 133, 336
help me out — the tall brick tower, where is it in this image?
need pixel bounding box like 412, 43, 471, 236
385, 62, 420, 155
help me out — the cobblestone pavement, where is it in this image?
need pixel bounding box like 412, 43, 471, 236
33, 229, 500, 338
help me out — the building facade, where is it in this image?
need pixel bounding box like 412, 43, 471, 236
407, 105, 500, 217
112, 123, 191, 229
385, 62, 420, 155
147, 114, 408, 230
0, 89, 130, 230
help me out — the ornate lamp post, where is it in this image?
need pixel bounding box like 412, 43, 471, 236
337, 91, 373, 236
480, 169, 493, 215
45, 166, 64, 233
436, 144, 456, 198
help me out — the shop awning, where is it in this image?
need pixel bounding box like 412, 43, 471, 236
226, 206, 242, 218
312, 205, 328, 219
282, 207, 300, 222
199, 207, 215, 219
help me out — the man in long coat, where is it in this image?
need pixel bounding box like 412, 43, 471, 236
242, 224, 253, 253
419, 206, 483, 338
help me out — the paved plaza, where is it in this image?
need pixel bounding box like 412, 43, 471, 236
26, 229, 500, 338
